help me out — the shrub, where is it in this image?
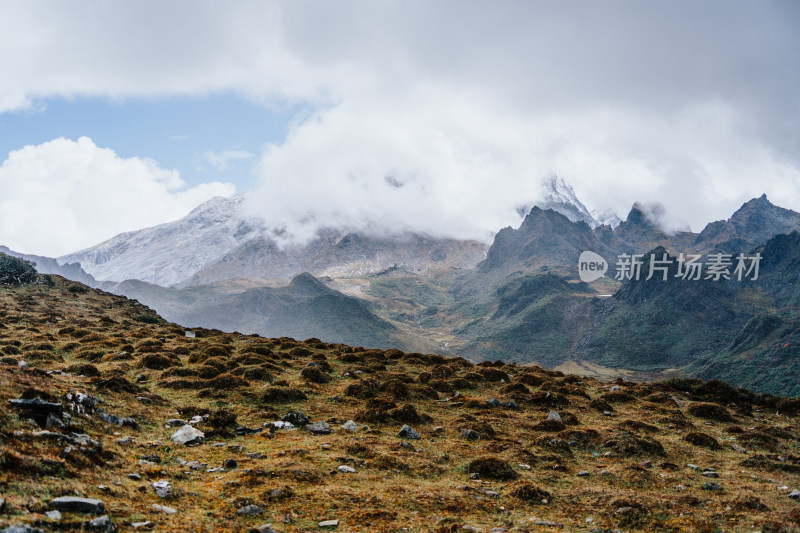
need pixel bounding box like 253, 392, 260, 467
684, 432, 720, 449
262, 387, 307, 404
68, 285, 89, 294
301, 366, 331, 384
134, 314, 159, 324
467, 457, 518, 480
687, 402, 734, 422
0, 253, 37, 285
510, 483, 551, 504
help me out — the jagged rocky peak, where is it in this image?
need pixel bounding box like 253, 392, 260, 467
695, 194, 800, 251
622, 202, 658, 229
530, 174, 622, 229
535, 174, 597, 227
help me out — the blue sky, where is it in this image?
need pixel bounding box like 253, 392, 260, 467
0, 1, 798, 257
0, 94, 302, 191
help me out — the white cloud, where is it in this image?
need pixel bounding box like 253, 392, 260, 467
243, 94, 800, 242
201, 149, 253, 172
0, 137, 235, 256
1, 2, 799, 241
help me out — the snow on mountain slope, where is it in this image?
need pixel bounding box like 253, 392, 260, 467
58, 175, 614, 287
59, 192, 487, 287
591, 208, 623, 229
535, 175, 609, 227
59, 195, 265, 286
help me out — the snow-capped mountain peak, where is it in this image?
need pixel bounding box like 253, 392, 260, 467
58, 193, 266, 286
534, 175, 613, 227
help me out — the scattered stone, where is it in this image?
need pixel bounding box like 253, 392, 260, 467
319, 519, 339, 528
166, 419, 186, 427
732, 444, 747, 454
130, 521, 151, 529
338, 465, 356, 473
49, 496, 105, 514
577, 470, 590, 476
152, 504, 177, 514
282, 411, 310, 427
87, 515, 118, 532
1, 527, 44, 533
98, 411, 138, 429
397, 424, 421, 439
8, 397, 63, 428
246, 452, 266, 459
235, 426, 263, 435
461, 429, 481, 440
789, 490, 800, 500
170, 425, 205, 446
701, 471, 720, 478
251, 525, 276, 533
127, 473, 142, 480
237, 505, 264, 516
307, 421, 332, 435
702, 482, 724, 491
485, 398, 518, 409
341, 420, 358, 431
45, 510, 61, 520
33, 430, 101, 450
547, 411, 562, 423
151, 481, 173, 499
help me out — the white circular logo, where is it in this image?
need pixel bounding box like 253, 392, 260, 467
578, 251, 607, 282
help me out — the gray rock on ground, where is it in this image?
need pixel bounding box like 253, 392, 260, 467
49, 496, 105, 514
397, 424, 421, 439
170, 425, 204, 446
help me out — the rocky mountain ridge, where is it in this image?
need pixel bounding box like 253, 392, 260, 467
5, 184, 800, 396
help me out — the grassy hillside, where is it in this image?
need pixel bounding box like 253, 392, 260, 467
1, 277, 800, 531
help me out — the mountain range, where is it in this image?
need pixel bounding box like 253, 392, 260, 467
6, 177, 800, 396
